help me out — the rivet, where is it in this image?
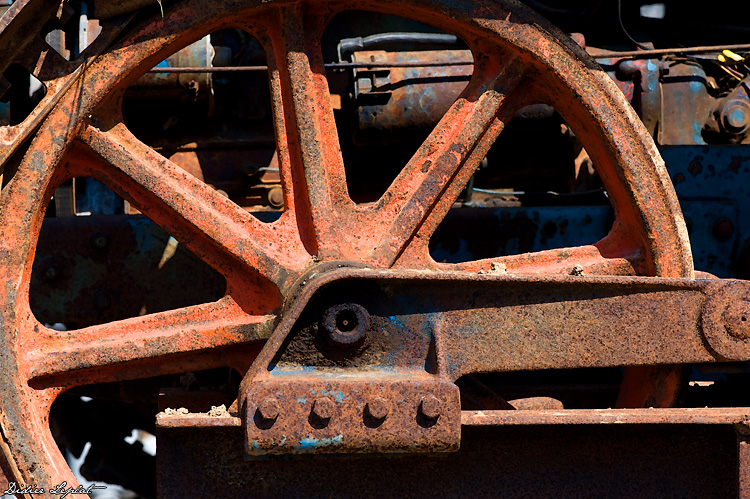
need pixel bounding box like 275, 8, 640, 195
42, 264, 59, 282
91, 233, 109, 249
713, 219, 734, 241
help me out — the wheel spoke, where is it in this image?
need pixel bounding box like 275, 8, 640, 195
266, 6, 350, 259
77, 124, 310, 291
24, 297, 272, 385
372, 55, 526, 266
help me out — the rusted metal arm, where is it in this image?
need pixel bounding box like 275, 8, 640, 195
255, 267, 750, 379
235, 266, 750, 456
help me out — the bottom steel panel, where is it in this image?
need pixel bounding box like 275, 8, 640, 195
157, 424, 737, 498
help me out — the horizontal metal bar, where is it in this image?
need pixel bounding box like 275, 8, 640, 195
241, 267, 750, 382
145, 49, 750, 75
146, 61, 474, 73
326, 61, 473, 69
590, 43, 750, 59
147, 66, 269, 73
438, 280, 714, 379
157, 413, 241, 428
156, 407, 750, 428
462, 408, 750, 426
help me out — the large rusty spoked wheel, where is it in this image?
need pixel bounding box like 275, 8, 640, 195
0, 0, 692, 489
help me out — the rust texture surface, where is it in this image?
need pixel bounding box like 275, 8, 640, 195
0, 0, 746, 493
244, 378, 460, 455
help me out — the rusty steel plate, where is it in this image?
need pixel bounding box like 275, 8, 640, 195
244, 377, 460, 455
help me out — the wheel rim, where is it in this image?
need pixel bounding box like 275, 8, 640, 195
0, 0, 692, 487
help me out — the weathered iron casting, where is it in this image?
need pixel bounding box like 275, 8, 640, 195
2, 0, 749, 494
228, 266, 750, 455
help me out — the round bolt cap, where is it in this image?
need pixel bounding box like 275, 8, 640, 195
321, 303, 370, 345
713, 219, 734, 241
721, 99, 750, 134
420, 395, 442, 420
267, 186, 284, 208
365, 396, 390, 420
43, 264, 59, 281
91, 233, 109, 249
257, 397, 280, 421
724, 300, 750, 340
312, 397, 335, 420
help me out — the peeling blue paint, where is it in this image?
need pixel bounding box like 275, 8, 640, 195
389, 315, 406, 328
320, 389, 345, 402
270, 366, 316, 377
307, 388, 345, 402
693, 121, 703, 145
298, 434, 344, 450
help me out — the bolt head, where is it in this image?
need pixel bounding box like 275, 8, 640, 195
321, 303, 370, 345
312, 397, 335, 420
724, 300, 750, 340
267, 187, 284, 208
365, 396, 390, 420
713, 219, 735, 241
43, 264, 59, 281
91, 233, 109, 249
257, 397, 280, 421
722, 99, 750, 134
420, 395, 442, 420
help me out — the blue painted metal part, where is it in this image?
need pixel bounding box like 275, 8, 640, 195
679, 198, 738, 277
0, 101, 9, 125
661, 145, 750, 277
430, 205, 611, 264
75, 178, 124, 215
424, 57, 750, 278
429, 174, 740, 277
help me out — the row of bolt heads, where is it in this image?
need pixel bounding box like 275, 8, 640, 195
255, 394, 443, 426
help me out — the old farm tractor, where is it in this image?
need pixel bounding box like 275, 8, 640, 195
3, 0, 750, 496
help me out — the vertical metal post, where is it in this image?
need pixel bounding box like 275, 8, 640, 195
736, 421, 750, 498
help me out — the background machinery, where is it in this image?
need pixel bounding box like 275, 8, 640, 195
2, 0, 750, 496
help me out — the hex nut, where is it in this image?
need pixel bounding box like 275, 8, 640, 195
257, 397, 280, 421
365, 396, 390, 421
721, 99, 750, 134
420, 395, 442, 420
312, 397, 335, 420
